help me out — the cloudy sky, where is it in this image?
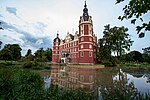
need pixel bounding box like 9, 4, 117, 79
0, 0, 150, 55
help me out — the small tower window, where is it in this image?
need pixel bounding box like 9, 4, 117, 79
89, 51, 92, 57
81, 45, 83, 48
89, 45, 92, 49
81, 30, 84, 35
81, 37, 84, 41
80, 75, 84, 81
89, 37, 92, 41
80, 51, 84, 57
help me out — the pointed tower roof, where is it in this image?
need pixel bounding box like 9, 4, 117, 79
83, 1, 89, 21
54, 31, 60, 42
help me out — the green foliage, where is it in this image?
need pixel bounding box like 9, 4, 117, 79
25, 53, 34, 61
0, 67, 45, 100
25, 49, 32, 57
122, 48, 150, 63
34, 48, 52, 62
125, 51, 143, 63
0, 67, 95, 100
22, 61, 33, 68
142, 46, 150, 63
0, 48, 13, 61
1, 44, 22, 61
22, 60, 50, 70
116, 0, 150, 38
45, 84, 95, 100
97, 24, 133, 65
143, 46, 150, 56
102, 60, 115, 67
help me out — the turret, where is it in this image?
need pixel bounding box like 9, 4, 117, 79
52, 33, 61, 63
78, 1, 95, 64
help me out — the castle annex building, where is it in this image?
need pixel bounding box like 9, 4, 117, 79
52, 2, 98, 64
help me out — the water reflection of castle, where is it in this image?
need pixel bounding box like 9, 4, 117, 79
51, 65, 117, 92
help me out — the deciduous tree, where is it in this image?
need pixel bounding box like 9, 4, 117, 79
25, 49, 32, 57
0, 48, 13, 61
116, 0, 150, 38
97, 24, 133, 65
4, 44, 22, 60
142, 46, 150, 63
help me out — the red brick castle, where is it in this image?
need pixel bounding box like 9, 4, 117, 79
52, 2, 98, 64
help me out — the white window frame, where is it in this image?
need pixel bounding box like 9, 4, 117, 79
81, 45, 83, 49
89, 44, 92, 49
89, 51, 92, 57
80, 51, 84, 57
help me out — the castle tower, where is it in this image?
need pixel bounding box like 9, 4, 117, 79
78, 1, 95, 64
52, 33, 61, 63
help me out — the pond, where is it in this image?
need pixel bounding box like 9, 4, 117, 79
44, 65, 150, 98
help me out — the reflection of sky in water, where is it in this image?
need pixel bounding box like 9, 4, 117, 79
127, 74, 150, 93
114, 70, 150, 93
44, 76, 51, 89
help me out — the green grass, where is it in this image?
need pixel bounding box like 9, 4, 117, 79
120, 62, 150, 67
0, 66, 95, 100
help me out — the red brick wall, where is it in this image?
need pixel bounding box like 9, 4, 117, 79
84, 25, 88, 35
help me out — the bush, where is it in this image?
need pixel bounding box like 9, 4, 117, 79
102, 60, 116, 67
0, 67, 95, 100
0, 67, 45, 100
22, 61, 32, 68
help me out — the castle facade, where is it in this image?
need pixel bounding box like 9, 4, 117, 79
52, 2, 98, 64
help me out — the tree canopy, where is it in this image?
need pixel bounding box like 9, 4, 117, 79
97, 24, 133, 66
25, 49, 32, 57
116, 0, 150, 38
0, 48, 13, 61
1, 44, 22, 61
126, 51, 143, 63
34, 48, 52, 62
142, 46, 150, 63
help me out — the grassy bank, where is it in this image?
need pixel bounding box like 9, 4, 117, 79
120, 62, 150, 71
0, 64, 95, 100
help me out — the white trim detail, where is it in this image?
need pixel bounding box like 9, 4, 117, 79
79, 42, 93, 44
79, 49, 93, 51
79, 35, 93, 38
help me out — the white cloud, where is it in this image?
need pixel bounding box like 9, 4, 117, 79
0, 0, 150, 55
6, 7, 17, 15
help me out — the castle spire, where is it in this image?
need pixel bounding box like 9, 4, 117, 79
84, 1, 87, 8
57, 31, 59, 37
83, 1, 89, 21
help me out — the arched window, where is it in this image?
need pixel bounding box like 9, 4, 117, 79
81, 45, 83, 49
89, 51, 92, 57
89, 44, 92, 48
89, 37, 92, 41
80, 51, 84, 57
